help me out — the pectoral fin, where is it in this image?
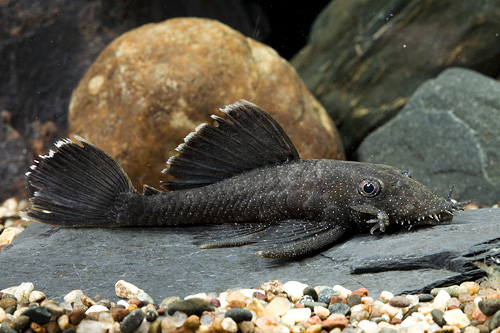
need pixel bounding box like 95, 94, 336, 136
195, 222, 270, 248
254, 220, 346, 259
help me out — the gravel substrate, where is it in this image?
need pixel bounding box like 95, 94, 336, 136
1, 276, 500, 333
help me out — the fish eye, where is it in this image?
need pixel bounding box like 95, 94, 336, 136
357, 179, 382, 198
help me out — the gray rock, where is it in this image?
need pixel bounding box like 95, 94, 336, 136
291, 0, 500, 154
358, 68, 500, 205
0, 209, 498, 302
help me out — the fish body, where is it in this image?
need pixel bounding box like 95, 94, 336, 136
24, 100, 468, 258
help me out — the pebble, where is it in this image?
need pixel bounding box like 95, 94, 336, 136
282, 307, 311, 323
0, 308, 5, 322
120, 308, 145, 333
283, 281, 308, 302
14, 282, 34, 306
321, 316, 349, 330
225, 308, 253, 322
265, 296, 291, 316
21, 306, 52, 325
431, 308, 446, 327
11, 315, 30, 332
317, 288, 339, 304
0, 298, 16, 310
358, 319, 379, 333
303, 286, 318, 301
184, 314, 200, 330
68, 308, 86, 325
85, 304, 109, 314
418, 294, 434, 302
333, 285, 351, 298
490, 309, 500, 330
0, 227, 22, 246
431, 285, 461, 298
115, 280, 144, 299
443, 308, 471, 328
328, 302, 351, 315
389, 295, 411, 308
221, 317, 238, 332
167, 298, 214, 316
432, 290, 451, 311
346, 294, 362, 307
479, 298, 500, 315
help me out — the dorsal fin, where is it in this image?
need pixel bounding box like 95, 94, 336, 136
162, 100, 300, 191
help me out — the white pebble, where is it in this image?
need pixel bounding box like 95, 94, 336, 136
64, 289, 84, 303
333, 285, 351, 298
443, 309, 470, 329
265, 296, 291, 316
221, 317, 238, 332
115, 280, 144, 299
358, 319, 379, 333
171, 311, 188, 327
185, 292, 207, 300
137, 291, 154, 304
0, 286, 17, 295
463, 326, 481, 333
14, 282, 34, 305
379, 291, 394, 303
283, 281, 308, 302
75, 319, 109, 333
314, 305, 330, 320
406, 295, 420, 307
28, 290, 46, 303
241, 288, 264, 299
85, 305, 110, 314
282, 307, 311, 323
116, 300, 129, 307
432, 290, 451, 311
382, 303, 402, 319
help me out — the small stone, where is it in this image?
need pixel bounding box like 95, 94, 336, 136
303, 286, 318, 301
379, 327, 397, 333
318, 288, 339, 304
443, 308, 470, 329
357, 319, 378, 333
282, 307, 311, 323
283, 281, 308, 302
328, 303, 350, 315
28, 291, 46, 304
68, 308, 86, 325
464, 326, 481, 333
432, 290, 451, 311
145, 308, 158, 322
85, 305, 109, 314
0, 227, 22, 245
96, 299, 112, 309
389, 295, 411, 308
321, 316, 349, 330
159, 296, 181, 309
379, 291, 394, 303
112, 308, 130, 322
314, 306, 330, 320
221, 317, 238, 332
350, 310, 369, 322
225, 308, 253, 323
115, 280, 144, 299
351, 288, 369, 297
489, 309, 500, 330
0, 308, 5, 322
43, 301, 66, 317
255, 315, 280, 331
247, 298, 266, 317
430, 285, 460, 298
14, 282, 34, 306
171, 311, 188, 327
75, 319, 107, 332
329, 296, 346, 305
476, 324, 490, 333
0, 298, 16, 310
346, 294, 361, 307
460, 281, 480, 295
57, 314, 69, 330
184, 314, 200, 331
228, 299, 246, 309
259, 280, 284, 295
265, 296, 291, 316
137, 291, 154, 305
478, 298, 500, 316
121, 309, 145, 333
167, 298, 214, 317
0, 322, 16, 333
80, 294, 96, 307
64, 290, 84, 303
332, 285, 351, 298
431, 309, 446, 327
11, 315, 30, 332
22, 306, 52, 325
238, 320, 255, 333
302, 301, 328, 310
418, 294, 434, 303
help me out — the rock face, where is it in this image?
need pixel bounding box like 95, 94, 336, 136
68, 17, 344, 191
291, 0, 500, 154
0, 208, 498, 302
358, 68, 500, 205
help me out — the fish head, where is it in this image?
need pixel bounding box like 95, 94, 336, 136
343, 163, 469, 233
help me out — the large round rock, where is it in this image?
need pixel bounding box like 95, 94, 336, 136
68, 18, 344, 190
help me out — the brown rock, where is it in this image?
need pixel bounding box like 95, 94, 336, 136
184, 315, 200, 331
68, 308, 86, 325
112, 308, 130, 322
69, 18, 344, 191
228, 300, 246, 309
321, 317, 349, 330
0, 297, 17, 310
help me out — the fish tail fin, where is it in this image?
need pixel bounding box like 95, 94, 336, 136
22, 136, 138, 227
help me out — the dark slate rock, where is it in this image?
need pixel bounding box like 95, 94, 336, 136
291, 0, 500, 155
479, 298, 500, 316
328, 303, 351, 316
302, 286, 318, 301
358, 68, 500, 205
0, 209, 498, 302
167, 298, 214, 317
121, 309, 145, 333
317, 288, 339, 304
346, 294, 362, 307
418, 294, 434, 303
21, 306, 52, 325
225, 308, 253, 323
431, 309, 446, 327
